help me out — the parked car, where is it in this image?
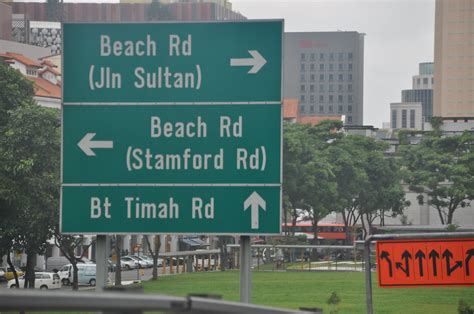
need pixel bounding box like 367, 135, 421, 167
120, 256, 139, 270
8, 272, 61, 290
140, 255, 163, 267
57, 263, 97, 286
129, 255, 153, 268
108, 259, 126, 272
0, 270, 6, 283
0, 267, 24, 281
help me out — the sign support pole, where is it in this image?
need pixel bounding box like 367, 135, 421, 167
239, 236, 252, 303
96, 235, 109, 291
364, 239, 373, 314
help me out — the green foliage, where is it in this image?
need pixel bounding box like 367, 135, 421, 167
458, 299, 474, 314
401, 132, 474, 224
0, 66, 60, 287
283, 121, 408, 240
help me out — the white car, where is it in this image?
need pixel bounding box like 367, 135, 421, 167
120, 256, 139, 270
8, 272, 61, 290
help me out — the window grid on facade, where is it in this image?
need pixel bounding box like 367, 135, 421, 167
391, 110, 397, 128
410, 109, 416, 128
402, 109, 407, 128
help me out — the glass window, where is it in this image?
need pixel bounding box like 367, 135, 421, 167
319, 74, 324, 81
300, 53, 306, 61
338, 95, 343, 102
329, 84, 334, 92
338, 84, 343, 92
329, 53, 334, 60
300, 74, 305, 81
310, 64, 315, 71
348, 95, 353, 102
329, 74, 334, 81
348, 52, 353, 60
329, 64, 334, 71
319, 105, 324, 113
402, 109, 407, 128
431, 78, 434, 84
319, 53, 325, 60
319, 84, 324, 92
348, 84, 352, 91
300, 85, 305, 92
329, 105, 333, 112
310, 84, 315, 92
300, 105, 306, 113
338, 52, 344, 60
410, 109, 416, 128
310, 95, 315, 102
338, 105, 343, 112
348, 74, 353, 81
310, 53, 315, 61
348, 105, 352, 112
300, 64, 305, 72
338, 74, 343, 81
310, 105, 314, 112
348, 63, 353, 71
320, 64, 324, 71
392, 110, 397, 128
319, 95, 324, 102
417, 78, 421, 85
339, 63, 343, 71
329, 95, 334, 103
310, 74, 315, 81
347, 115, 353, 123
423, 78, 428, 84
300, 95, 305, 103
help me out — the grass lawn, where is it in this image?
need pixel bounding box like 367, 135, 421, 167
142, 271, 474, 313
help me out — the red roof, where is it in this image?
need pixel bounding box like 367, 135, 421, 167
39, 67, 61, 76
296, 115, 342, 126
0, 52, 41, 67
26, 76, 61, 99
283, 99, 299, 119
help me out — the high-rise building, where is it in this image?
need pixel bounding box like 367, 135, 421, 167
433, 0, 474, 118
283, 32, 365, 125
401, 62, 434, 122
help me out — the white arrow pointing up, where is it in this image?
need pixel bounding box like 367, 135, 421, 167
78, 133, 114, 157
230, 50, 267, 74
244, 191, 266, 230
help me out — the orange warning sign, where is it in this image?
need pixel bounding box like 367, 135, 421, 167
376, 238, 474, 287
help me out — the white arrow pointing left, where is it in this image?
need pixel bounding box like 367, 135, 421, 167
244, 191, 266, 230
78, 133, 114, 157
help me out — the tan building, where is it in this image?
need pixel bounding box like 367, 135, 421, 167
433, 0, 474, 118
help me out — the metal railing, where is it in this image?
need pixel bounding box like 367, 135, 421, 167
0, 289, 313, 314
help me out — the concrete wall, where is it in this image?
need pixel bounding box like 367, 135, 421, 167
0, 3, 12, 40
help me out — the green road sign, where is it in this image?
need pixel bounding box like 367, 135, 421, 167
63, 104, 281, 184
63, 21, 282, 103
61, 21, 282, 235
61, 186, 280, 234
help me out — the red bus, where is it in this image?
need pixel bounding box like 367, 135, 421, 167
282, 223, 347, 243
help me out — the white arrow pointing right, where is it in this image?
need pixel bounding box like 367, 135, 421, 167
244, 191, 266, 229
230, 50, 267, 74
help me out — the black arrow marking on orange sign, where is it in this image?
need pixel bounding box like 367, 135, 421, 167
396, 250, 412, 277
465, 249, 474, 276
429, 249, 440, 276
380, 251, 393, 277
415, 250, 426, 277
442, 249, 462, 276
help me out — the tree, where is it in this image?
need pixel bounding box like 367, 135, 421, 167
144, 235, 161, 280
0, 64, 60, 288
402, 132, 474, 225
54, 233, 95, 290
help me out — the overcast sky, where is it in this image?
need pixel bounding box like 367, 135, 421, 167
231, 0, 435, 127
19, 0, 435, 127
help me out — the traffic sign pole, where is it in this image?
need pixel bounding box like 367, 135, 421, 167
96, 235, 109, 292
239, 236, 251, 303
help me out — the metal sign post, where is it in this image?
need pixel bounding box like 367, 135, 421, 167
96, 235, 109, 291
239, 236, 252, 303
